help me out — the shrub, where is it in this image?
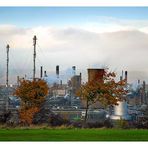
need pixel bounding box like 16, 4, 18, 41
114, 119, 129, 129
104, 119, 113, 128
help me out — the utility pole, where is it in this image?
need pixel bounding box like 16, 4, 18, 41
6, 44, 10, 87
33, 35, 37, 80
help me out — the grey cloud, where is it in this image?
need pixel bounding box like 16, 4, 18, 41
1, 26, 148, 84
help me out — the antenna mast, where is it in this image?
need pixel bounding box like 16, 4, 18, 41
6, 44, 10, 87
33, 35, 37, 80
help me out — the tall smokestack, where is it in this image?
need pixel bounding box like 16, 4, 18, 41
44, 71, 47, 77
25, 74, 27, 79
143, 81, 146, 90
17, 76, 20, 86
72, 66, 76, 76
120, 76, 122, 81
122, 70, 124, 78
125, 71, 127, 83
40, 66, 43, 78
143, 81, 146, 104
56, 65, 59, 78
33, 35, 37, 80
120, 70, 123, 81
60, 80, 62, 86
80, 72, 82, 85
6, 44, 10, 87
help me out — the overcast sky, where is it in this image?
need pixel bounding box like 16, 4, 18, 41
0, 7, 148, 84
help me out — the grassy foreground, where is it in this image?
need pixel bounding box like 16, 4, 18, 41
0, 128, 148, 141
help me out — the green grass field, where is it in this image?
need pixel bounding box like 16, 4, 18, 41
0, 128, 148, 141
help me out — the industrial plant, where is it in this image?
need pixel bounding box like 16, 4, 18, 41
0, 35, 148, 127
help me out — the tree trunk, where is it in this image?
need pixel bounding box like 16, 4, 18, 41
84, 99, 89, 123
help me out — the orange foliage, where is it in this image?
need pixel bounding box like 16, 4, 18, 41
15, 79, 49, 108
77, 70, 127, 122
15, 79, 49, 125
19, 107, 39, 125
77, 70, 127, 107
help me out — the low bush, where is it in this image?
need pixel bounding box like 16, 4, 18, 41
114, 119, 129, 129
104, 119, 113, 128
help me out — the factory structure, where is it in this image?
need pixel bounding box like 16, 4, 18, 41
1, 35, 148, 125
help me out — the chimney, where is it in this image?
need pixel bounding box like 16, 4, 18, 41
25, 74, 27, 80
72, 66, 76, 76
125, 71, 127, 83
56, 65, 59, 78
80, 72, 82, 85
44, 71, 47, 77
122, 70, 124, 78
143, 81, 146, 90
17, 76, 20, 86
40, 66, 43, 78
120, 70, 123, 81
88, 68, 105, 83
120, 76, 122, 81
143, 81, 146, 104
60, 80, 62, 86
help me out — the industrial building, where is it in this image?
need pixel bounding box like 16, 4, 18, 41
1, 35, 148, 126
70, 73, 81, 96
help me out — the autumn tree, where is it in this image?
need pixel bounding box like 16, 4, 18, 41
15, 79, 49, 125
77, 70, 127, 122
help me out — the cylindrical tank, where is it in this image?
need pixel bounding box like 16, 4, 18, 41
114, 100, 128, 116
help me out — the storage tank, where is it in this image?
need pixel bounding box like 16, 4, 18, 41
114, 100, 128, 116
111, 100, 131, 120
